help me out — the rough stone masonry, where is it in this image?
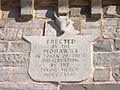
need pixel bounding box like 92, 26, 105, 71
0, 0, 120, 90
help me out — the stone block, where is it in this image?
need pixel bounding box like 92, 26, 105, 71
23, 29, 43, 36
0, 54, 29, 67
91, 0, 101, 15
103, 18, 120, 28
94, 68, 110, 81
0, 83, 57, 90
20, 0, 33, 17
0, 67, 9, 82
93, 39, 112, 52
94, 53, 120, 66
103, 18, 120, 38
82, 20, 100, 38
70, 8, 81, 17
112, 67, 120, 81
8, 20, 44, 29
61, 84, 120, 90
0, 28, 22, 41
0, 21, 5, 28
35, 7, 55, 19
9, 41, 30, 53
58, 0, 69, 14
0, 42, 8, 52
115, 39, 120, 50
12, 67, 28, 82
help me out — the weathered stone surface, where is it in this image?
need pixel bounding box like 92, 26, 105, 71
24, 36, 92, 81
104, 5, 120, 18
94, 68, 110, 81
20, 0, 33, 16
0, 21, 5, 28
112, 67, 120, 81
0, 28, 22, 41
0, 83, 57, 90
12, 67, 28, 82
23, 29, 43, 36
93, 39, 112, 52
91, 0, 101, 15
94, 53, 120, 66
61, 84, 120, 90
103, 18, 120, 38
115, 39, 120, 50
9, 41, 30, 53
58, 0, 69, 14
35, 7, 55, 19
0, 54, 29, 67
0, 67, 9, 82
70, 8, 81, 17
8, 20, 44, 29
0, 43, 8, 52
82, 19, 100, 38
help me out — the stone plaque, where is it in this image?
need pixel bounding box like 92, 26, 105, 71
24, 36, 92, 82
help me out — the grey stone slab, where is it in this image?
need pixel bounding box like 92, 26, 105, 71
20, 0, 33, 16
61, 84, 120, 90
9, 41, 30, 53
94, 68, 110, 81
0, 42, 8, 52
23, 29, 43, 36
8, 20, 44, 29
0, 28, 22, 41
0, 54, 29, 67
0, 83, 57, 90
24, 35, 92, 82
93, 53, 120, 66
12, 67, 28, 82
0, 67, 9, 82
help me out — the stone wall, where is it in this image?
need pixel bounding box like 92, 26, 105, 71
0, 0, 120, 89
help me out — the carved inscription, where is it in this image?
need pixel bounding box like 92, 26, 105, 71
24, 36, 92, 81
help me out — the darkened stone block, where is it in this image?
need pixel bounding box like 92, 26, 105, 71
112, 67, 120, 81
93, 39, 112, 52
61, 84, 120, 90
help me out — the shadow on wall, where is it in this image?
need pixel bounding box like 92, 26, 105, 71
116, 6, 120, 15
1, 0, 21, 19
